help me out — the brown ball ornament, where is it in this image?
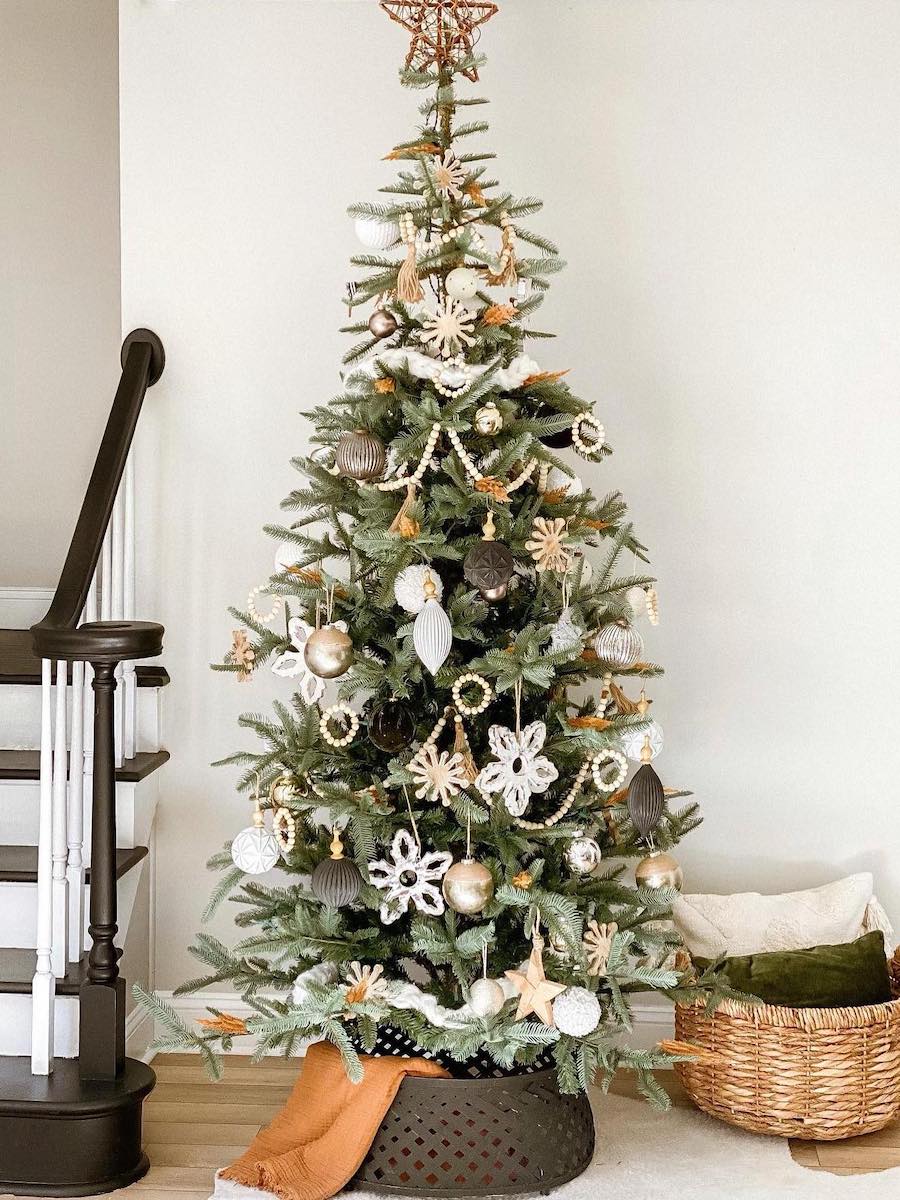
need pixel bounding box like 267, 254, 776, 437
441, 858, 494, 915
635, 850, 683, 891
464, 539, 514, 596
336, 429, 386, 481
368, 309, 399, 340
304, 625, 354, 679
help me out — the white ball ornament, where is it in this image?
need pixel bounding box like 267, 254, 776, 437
395, 564, 444, 614
620, 718, 665, 762
545, 467, 584, 497
231, 801, 280, 875
552, 986, 602, 1036
626, 585, 649, 619
445, 266, 479, 301
354, 216, 400, 250
468, 977, 506, 1018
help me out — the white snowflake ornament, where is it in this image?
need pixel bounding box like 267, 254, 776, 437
475, 721, 559, 817
270, 617, 327, 704
368, 830, 453, 924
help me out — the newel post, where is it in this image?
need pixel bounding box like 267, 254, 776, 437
79, 660, 125, 1080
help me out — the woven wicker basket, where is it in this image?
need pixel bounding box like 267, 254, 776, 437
346, 1027, 595, 1196
675, 946, 900, 1140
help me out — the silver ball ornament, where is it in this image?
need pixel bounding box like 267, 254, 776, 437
565, 832, 602, 876
336, 429, 386, 481
368, 309, 399, 340
593, 620, 644, 668
441, 858, 494, 915
468, 977, 505, 1018
474, 402, 503, 436
635, 851, 683, 891
552, 987, 602, 1036
303, 625, 354, 679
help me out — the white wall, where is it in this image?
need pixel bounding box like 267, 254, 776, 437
1, 0, 121, 588
118, 0, 900, 991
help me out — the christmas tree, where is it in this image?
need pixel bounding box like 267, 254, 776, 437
142, 1, 734, 1100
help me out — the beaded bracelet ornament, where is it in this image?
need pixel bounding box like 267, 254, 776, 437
451, 672, 493, 716
591, 748, 628, 793
247, 584, 283, 624
571, 412, 606, 459
320, 703, 360, 748
272, 807, 296, 854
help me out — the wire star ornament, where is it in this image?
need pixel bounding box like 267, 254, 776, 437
380, 1, 499, 82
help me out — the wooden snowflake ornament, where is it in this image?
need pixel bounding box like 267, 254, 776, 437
380, 1, 499, 81
409, 743, 469, 806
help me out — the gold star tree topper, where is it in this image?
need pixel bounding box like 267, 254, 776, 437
380, 1, 499, 81
505, 927, 566, 1025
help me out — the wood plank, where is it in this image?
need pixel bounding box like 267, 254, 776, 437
144, 1122, 263, 1147
133, 1167, 219, 1192
788, 1142, 821, 1169
154, 1053, 298, 1071
154, 1064, 300, 1086
149, 1083, 293, 1106
147, 1102, 281, 1125
143, 1145, 247, 1169
814, 1141, 900, 1171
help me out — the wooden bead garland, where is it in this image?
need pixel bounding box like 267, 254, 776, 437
272, 806, 296, 854
373, 422, 441, 493
247, 585, 283, 624
591, 748, 628, 793
320, 703, 360, 748
571, 412, 606, 459
451, 672, 493, 716
513, 757, 592, 831
646, 586, 660, 626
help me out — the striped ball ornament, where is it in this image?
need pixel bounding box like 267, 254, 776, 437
593, 620, 644, 669
336, 429, 386, 481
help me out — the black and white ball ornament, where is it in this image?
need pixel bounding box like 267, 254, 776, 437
394, 564, 444, 614
369, 699, 416, 753
231, 794, 280, 875
336, 429, 386, 481
468, 976, 505, 1017
593, 620, 644, 669
304, 624, 354, 679
368, 309, 399, 340
441, 857, 494, 915
635, 850, 683, 891
354, 216, 400, 250
565, 832, 603, 876
311, 828, 363, 907
552, 986, 602, 1036
445, 266, 479, 301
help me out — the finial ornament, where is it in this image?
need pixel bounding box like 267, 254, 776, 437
380, 1, 499, 81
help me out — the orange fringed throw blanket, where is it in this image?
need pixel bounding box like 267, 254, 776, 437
221, 1041, 450, 1200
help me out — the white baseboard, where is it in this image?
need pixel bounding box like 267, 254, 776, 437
0, 586, 54, 629
152, 991, 675, 1056
126, 1002, 157, 1063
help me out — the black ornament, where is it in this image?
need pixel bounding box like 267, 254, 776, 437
536, 404, 574, 449
310, 829, 363, 907
627, 763, 665, 840
463, 512, 514, 598
369, 699, 416, 754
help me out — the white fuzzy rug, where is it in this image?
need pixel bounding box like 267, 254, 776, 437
212, 1085, 899, 1200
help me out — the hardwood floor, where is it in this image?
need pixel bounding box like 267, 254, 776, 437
51, 1054, 900, 1198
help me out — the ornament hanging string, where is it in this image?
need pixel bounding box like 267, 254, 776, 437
403, 784, 422, 854
514, 677, 523, 738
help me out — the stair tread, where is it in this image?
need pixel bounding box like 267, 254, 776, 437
0, 1054, 154, 1111
0, 844, 147, 885
0, 748, 169, 783
0, 949, 88, 995
0, 628, 169, 687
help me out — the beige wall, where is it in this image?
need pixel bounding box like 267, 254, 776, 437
0, 0, 121, 588
118, 0, 900, 991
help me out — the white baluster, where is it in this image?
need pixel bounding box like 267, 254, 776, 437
32, 659, 56, 1075
67, 657, 86, 963
123, 454, 137, 760
112, 488, 125, 768
51, 660, 69, 978
81, 579, 97, 945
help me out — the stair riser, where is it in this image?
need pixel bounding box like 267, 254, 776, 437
0, 775, 158, 849
0, 995, 78, 1057
0, 685, 162, 752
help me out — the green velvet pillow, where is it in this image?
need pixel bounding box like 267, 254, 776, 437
697, 930, 892, 1008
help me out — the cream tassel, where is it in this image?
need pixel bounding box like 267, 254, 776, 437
453, 715, 479, 783
396, 211, 424, 303
486, 211, 518, 288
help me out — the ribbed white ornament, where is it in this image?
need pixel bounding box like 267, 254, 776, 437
354, 216, 400, 250
552, 986, 602, 1036
414, 599, 452, 675
395, 564, 444, 614
620, 718, 665, 762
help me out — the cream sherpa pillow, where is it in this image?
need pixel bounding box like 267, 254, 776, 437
672, 873, 893, 958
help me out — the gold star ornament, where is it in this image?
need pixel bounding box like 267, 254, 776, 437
380, 1, 499, 81
505, 929, 566, 1025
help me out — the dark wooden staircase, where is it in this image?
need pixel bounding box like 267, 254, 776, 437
0, 330, 167, 1195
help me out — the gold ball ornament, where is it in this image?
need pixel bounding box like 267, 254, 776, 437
441, 857, 494, 915
303, 625, 354, 679
474, 401, 503, 435
270, 772, 303, 806
635, 850, 683, 891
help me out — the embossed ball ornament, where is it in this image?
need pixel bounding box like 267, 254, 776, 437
463, 511, 514, 600
231, 788, 280, 876
336, 429, 386, 481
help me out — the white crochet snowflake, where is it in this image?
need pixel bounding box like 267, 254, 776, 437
419, 299, 477, 359
475, 721, 559, 817
368, 830, 453, 925
270, 617, 335, 704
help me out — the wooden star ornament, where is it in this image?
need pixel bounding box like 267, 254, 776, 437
380, 1, 499, 81
505, 931, 566, 1025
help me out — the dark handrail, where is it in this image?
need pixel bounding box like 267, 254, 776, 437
31, 328, 165, 664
